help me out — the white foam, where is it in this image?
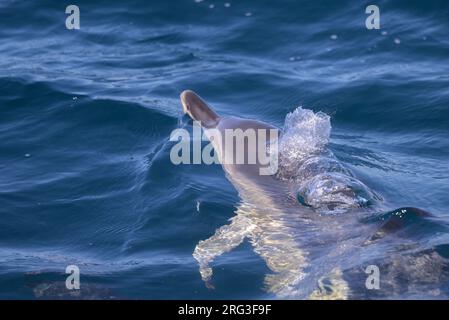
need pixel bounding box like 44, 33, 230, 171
279, 107, 331, 170
278, 107, 378, 213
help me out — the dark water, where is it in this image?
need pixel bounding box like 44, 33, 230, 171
0, 0, 449, 299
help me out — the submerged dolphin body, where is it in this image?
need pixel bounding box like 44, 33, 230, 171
180, 90, 449, 299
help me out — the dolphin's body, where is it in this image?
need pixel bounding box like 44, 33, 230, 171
180, 90, 449, 299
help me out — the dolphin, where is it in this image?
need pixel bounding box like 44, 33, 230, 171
180, 90, 449, 299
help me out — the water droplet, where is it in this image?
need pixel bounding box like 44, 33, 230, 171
394, 38, 401, 44
245, 12, 252, 17
25, 153, 31, 158
196, 201, 201, 213
381, 31, 388, 36
330, 34, 338, 40
209, 4, 214, 9
224, 2, 231, 7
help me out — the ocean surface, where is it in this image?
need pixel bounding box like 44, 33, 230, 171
1, 0, 449, 299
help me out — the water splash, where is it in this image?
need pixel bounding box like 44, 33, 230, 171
278, 107, 379, 213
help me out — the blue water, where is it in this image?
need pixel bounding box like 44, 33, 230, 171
1, 0, 449, 299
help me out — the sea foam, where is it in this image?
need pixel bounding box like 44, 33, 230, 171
278, 107, 378, 213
